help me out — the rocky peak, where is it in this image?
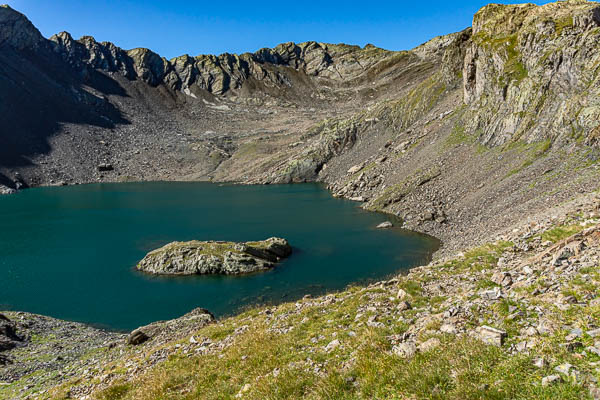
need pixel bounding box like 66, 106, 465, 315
126, 47, 168, 86
0, 4, 44, 49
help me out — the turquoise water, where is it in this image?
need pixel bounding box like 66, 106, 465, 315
0, 182, 438, 331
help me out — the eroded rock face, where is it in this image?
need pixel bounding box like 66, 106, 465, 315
462, 1, 600, 146
136, 237, 292, 275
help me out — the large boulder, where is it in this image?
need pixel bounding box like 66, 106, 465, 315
136, 237, 292, 275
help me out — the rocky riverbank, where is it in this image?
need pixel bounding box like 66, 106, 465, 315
136, 238, 292, 275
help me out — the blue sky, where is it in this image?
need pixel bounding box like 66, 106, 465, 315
8, 0, 555, 59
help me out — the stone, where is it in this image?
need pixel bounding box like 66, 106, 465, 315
235, 383, 252, 398
325, 339, 340, 352
555, 363, 572, 376
524, 326, 538, 336
349, 196, 365, 202
515, 341, 529, 353
522, 265, 534, 275
588, 328, 600, 338
396, 289, 408, 300
137, 238, 292, 275
480, 287, 502, 301
537, 318, 557, 335
0, 185, 16, 195
0, 314, 22, 351
586, 346, 600, 356
491, 272, 512, 287
563, 295, 578, 304
347, 165, 363, 174
440, 323, 457, 334
533, 357, 548, 368
422, 211, 435, 221
552, 242, 583, 266
542, 375, 562, 386
476, 326, 506, 346
376, 221, 393, 229
127, 329, 150, 345
97, 163, 114, 172
0, 354, 12, 365
392, 342, 417, 358
418, 337, 441, 352
397, 301, 412, 311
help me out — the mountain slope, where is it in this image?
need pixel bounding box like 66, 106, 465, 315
2, 2, 600, 398
0, 4, 459, 190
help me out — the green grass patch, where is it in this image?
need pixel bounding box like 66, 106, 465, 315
540, 224, 583, 243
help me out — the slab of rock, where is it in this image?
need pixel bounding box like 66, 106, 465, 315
392, 342, 417, 358
347, 164, 363, 174
137, 237, 292, 275
542, 375, 562, 386
476, 325, 507, 346
418, 337, 441, 352
97, 163, 114, 172
376, 221, 393, 229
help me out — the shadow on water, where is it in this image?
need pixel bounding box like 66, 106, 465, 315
0, 43, 130, 168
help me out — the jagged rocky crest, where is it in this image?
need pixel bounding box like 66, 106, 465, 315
48, 29, 399, 96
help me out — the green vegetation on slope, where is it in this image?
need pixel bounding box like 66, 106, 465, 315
48, 215, 600, 400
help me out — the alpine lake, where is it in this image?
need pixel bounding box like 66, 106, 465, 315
0, 182, 439, 331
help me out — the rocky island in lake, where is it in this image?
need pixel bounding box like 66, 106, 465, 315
136, 237, 292, 275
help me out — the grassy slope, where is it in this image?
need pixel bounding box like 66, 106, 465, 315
44, 207, 600, 400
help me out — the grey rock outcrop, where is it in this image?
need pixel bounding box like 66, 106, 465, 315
127, 308, 215, 345
136, 237, 292, 275
0, 313, 23, 351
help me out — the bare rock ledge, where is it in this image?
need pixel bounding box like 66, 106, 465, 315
136, 237, 292, 275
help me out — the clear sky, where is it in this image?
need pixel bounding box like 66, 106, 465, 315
7, 0, 556, 59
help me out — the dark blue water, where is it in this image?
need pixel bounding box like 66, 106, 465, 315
0, 182, 438, 331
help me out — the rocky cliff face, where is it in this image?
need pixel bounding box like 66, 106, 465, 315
463, 0, 600, 147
